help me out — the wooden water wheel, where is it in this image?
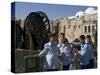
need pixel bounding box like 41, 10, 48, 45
23, 11, 50, 50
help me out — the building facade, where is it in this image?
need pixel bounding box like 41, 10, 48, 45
50, 7, 97, 43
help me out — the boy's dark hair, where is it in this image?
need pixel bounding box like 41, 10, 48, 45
80, 35, 85, 40
86, 35, 91, 39
48, 33, 56, 38
59, 33, 65, 37
73, 44, 81, 51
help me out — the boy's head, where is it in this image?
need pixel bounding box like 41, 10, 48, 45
86, 35, 91, 43
73, 44, 81, 51
79, 35, 85, 43
58, 33, 65, 43
48, 33, 56, 43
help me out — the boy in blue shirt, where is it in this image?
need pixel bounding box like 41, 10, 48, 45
78, 35, 90, 69
85, 35, 94, 68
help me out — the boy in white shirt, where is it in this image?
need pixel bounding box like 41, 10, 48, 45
57, 33, 72, 70
39, 33, 60, 71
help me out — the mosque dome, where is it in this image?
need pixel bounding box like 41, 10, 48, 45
75, 11, 84, 17
85, 7, 96, 14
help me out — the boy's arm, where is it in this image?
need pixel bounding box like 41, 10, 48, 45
78, 45, 88, 56
57, 47, 62, 57
39, 49, 46, 56
39, 44, 48, 56
65, 46, 72, 56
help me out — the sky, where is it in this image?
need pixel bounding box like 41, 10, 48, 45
11, 2, 97, 20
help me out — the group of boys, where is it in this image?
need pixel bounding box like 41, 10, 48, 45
38, 33, 95, 71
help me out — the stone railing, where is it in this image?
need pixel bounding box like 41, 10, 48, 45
15, 49, 42, 73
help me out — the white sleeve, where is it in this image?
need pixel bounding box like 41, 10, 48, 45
78, 46, 88, 56
39, 44, 48, 56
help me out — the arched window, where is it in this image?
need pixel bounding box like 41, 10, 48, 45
68, 25, 71, 29
79, 25, 80, 28
88, 26, 91, 33
59, 26, 61, 32
73, 25, 76, 31
92, 25, 95, 32
84, 26, 87, 33
64, 25, 66, 34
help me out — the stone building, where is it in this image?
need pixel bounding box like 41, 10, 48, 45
50, 7, 97, 43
